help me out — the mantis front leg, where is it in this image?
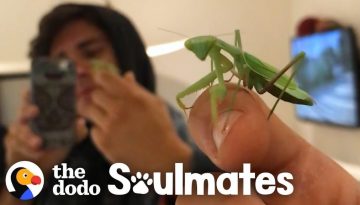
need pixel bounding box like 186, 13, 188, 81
176, 70, 218, 113
208, 49, 230, 121
176, 51, 233, 119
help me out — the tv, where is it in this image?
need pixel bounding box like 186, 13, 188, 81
291, 28, 360, 127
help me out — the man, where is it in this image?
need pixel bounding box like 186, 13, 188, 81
0, 4, 212, 205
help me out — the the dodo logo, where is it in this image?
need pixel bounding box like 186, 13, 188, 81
5, 161, 44, 200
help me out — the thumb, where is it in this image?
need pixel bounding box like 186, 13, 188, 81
188, 84, 306, 172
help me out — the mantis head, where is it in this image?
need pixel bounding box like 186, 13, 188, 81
185, 36, 217, 60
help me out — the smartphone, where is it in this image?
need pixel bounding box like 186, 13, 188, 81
30, 58, 76, 148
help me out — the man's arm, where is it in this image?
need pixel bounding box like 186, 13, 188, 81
0, 125, 32, 205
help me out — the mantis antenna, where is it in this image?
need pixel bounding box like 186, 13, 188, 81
158, 28, 233, 39
157, 27, 189, 38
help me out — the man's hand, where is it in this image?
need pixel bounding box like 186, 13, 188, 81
1, 89, 88, 205
4, 90, 87, 175
78, 71, 192, 173
177, 84, 360, 205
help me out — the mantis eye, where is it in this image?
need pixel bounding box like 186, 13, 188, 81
184, 40, 192, 50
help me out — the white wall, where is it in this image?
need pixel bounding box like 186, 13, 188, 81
0, 1, 57, 61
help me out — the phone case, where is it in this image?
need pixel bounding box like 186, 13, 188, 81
30, 58, 76, 148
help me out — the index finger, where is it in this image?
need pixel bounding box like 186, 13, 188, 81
93, 71, 131, 97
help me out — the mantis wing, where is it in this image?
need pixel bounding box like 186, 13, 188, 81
252, 74, 313, 105
245, 52, 314, 105
244, 52, 298, 90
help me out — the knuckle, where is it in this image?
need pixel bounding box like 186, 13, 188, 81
9, 124, 26, 141
101, 122, 113, 137
109, 105, 123, 119
131, 92, 145, 104
107, 114, 116, 124
109, 103, 126, 117
112, 106, 122, 116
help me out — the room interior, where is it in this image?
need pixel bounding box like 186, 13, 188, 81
1, 0, 360, 181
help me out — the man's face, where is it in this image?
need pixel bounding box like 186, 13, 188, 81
50, 19, 118, 99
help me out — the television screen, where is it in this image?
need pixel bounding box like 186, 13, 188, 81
291, 28, 360, 127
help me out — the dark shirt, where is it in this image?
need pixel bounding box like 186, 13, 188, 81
0, 124, 6, 182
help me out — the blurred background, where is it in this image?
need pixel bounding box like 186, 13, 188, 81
0, 0, 359, 180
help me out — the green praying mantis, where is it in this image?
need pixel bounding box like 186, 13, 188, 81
91, 59, 119, 74
176, 30, 314, 121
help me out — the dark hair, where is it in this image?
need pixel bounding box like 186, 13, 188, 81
29, 3, 155, 92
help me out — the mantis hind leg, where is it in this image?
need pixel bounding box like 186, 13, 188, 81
253, 53, 305, 119
266, 68, 298, 119
256, 53, 305, 94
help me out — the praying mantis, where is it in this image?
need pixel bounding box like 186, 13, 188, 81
91, 59, 119, 74
176, 30, 313, 121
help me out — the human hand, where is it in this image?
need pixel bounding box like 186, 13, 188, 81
4, 90, 88, 175
177, 84, 360, 205
77, 71, 191, 173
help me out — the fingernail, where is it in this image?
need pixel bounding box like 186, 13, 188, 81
212, 111, 242, 150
